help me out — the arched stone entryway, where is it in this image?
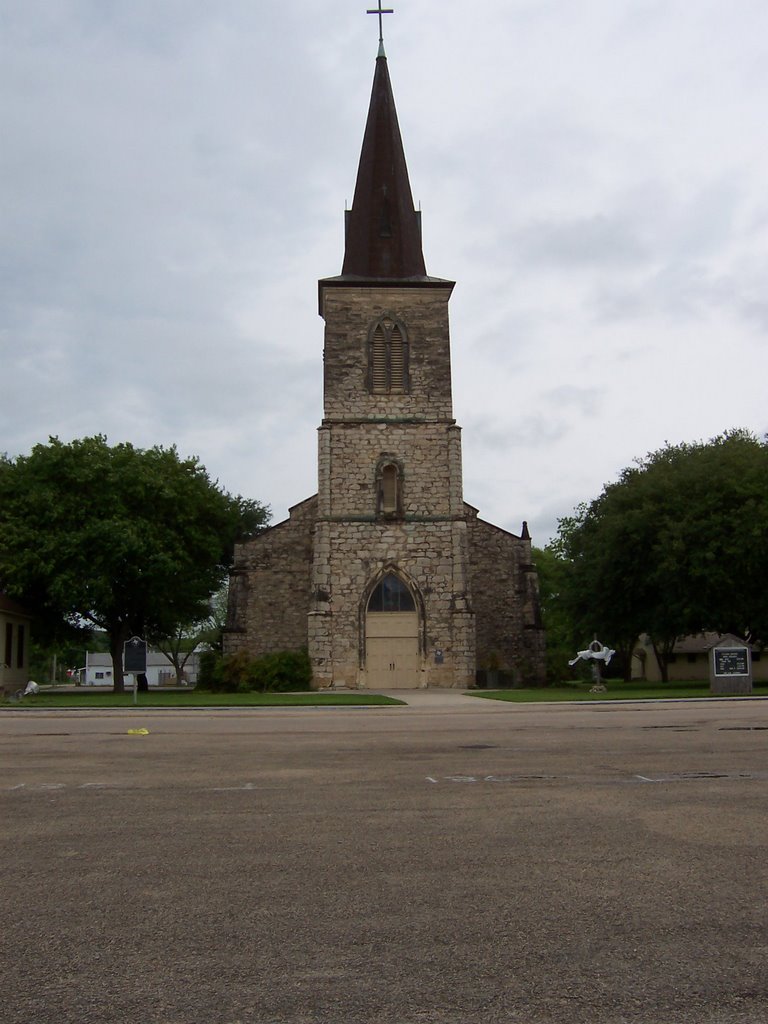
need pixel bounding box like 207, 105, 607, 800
364, 573, 421, 689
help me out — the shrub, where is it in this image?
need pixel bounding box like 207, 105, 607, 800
198, 649, 224, 690
256, 650, 312, 692
198, 649, 312, 693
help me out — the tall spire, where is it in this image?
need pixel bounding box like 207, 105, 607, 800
341, 52, 427, 279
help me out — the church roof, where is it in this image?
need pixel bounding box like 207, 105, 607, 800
340, 52, 428, 280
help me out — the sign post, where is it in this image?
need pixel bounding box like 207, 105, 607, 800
123, 637, 147, 705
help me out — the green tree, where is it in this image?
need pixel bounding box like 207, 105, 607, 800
152, 585, 230, 684
193, 583, 230, 652
555, 431, 768, 681
532, 545, 578, 682
0, 436, 269, 691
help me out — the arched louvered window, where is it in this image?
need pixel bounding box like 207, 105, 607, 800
389, 325, 405, 388
372, 324, 387, 391
368, 317, 409, 394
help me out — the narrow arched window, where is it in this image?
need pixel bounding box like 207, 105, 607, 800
368, 574, 416, 613
381, 465, 398, 513
376, 461, 402, 517
368, 317, 409, 394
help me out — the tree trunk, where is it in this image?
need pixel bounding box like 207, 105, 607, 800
622, 636, 639, 682
169, 652, 184, 686
156, 642, 186, 686
650, 638, 668, 683
615, 637, 638, 681
109, 622, 131, 693
155, 634, 197, 686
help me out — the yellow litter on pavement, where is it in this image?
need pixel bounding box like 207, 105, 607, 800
127, 728, 149, 735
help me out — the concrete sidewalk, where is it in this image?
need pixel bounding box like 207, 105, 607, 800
368, 687, 507, 709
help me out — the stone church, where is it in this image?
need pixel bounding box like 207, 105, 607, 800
224, 44, 545, 689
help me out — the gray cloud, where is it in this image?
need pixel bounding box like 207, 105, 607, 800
515, 214, 648, 269
541, 386, 603, 416
2, 1, 767, 533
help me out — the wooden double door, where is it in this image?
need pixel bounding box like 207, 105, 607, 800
365, 611, 420, 689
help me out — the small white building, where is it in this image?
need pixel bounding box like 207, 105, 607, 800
73, 649, 201, 687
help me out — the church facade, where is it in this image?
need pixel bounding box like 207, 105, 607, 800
224, 48, 545, 689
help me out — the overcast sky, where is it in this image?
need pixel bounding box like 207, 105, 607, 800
2, 1, 767, 544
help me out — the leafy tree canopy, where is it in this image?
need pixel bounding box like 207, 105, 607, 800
552, 430, 768, 679
0, 436, 269, 690
532, 544, 578, 682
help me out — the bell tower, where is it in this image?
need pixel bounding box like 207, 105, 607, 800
308, 42, 475, 688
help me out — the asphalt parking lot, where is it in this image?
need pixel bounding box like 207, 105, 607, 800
2, 694, 767, 1024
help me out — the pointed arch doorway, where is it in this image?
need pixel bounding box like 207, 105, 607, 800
365, 573, 421, 689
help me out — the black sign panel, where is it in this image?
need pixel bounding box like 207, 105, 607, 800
124, 636, 147, 673
713, 647, 749, 677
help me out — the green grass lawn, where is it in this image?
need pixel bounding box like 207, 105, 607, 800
1, 690, 406, 709
471, 680, 768, 702
5, 681, 765, 709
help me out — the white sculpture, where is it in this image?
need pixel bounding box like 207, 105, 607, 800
569, 639, 615, 693
568, 640, 615, 667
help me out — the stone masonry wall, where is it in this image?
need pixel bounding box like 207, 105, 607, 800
466, 509, 546, 685
309, 517, 475, 689
325, 421, 461, 519
309, 280, 475, 689
321, 285, 455, 421
223, 496, 316, 658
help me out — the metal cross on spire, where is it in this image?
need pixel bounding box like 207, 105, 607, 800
367, 1, 394, 50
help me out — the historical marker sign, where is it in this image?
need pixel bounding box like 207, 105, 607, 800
123, 636, 147, 674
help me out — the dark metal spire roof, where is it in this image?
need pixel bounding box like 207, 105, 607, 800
340, 53, 427, 279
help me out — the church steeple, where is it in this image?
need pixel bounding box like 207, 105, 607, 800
341, 53, 427, 279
